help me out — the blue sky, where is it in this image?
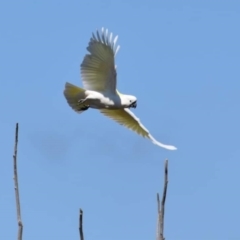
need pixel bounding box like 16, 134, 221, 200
1, 0, 240, 239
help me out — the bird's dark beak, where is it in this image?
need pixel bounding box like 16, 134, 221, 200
130, 101, 137, 108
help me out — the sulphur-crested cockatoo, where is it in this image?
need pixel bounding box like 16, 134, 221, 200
63, 28, 177, 150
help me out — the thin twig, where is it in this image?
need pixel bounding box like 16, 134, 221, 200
13, 123, 23, 240
79, 209, 84, 240
156, 193, 161, 240
157, 159, 169, 240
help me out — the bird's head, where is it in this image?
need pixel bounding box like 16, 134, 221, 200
121, 95, 137, 109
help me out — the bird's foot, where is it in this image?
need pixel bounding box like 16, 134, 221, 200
77, 99, 89, 111
78, 105, 89, 111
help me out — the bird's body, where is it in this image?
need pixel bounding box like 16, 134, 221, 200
81, 90, 122, 109
63, 28, 177, 150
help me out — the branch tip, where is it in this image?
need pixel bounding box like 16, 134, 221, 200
79, 208, 84, 240
13, 123, 23, 240
156, 159, 169, 240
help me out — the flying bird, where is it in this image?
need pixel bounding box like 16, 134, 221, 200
63, 28, 177, 150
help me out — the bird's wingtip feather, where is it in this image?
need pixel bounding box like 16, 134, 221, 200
154, 141, 177, 150
149, 134, 177, 150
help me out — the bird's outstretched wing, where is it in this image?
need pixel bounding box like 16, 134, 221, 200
99, 108, 177, 150
81, 28, 120, 94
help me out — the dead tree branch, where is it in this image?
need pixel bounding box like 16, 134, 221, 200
13, 123, 23, 240
156, 159, 169, 240
79, 209, 84, 240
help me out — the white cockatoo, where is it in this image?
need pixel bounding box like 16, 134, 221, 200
63, 28, 177, 150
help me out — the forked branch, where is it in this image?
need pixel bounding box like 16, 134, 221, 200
13, 123, 23, 240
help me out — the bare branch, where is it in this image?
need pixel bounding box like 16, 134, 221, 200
13, 123, 23, 240
156, 193, 161, 240
157, 159, 169, 240
79, 209, 84, 240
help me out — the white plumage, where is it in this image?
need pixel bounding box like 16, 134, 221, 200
63, 28, 177, 150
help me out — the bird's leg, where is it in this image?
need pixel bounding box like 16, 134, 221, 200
77, 99, 87, 105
